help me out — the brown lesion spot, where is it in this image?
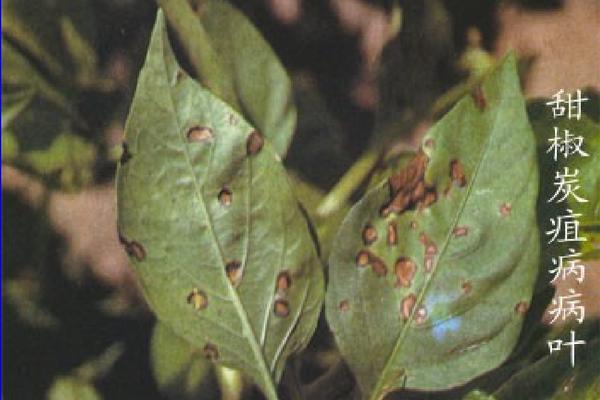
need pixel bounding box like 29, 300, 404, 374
371, 256, 388, 277
414, 305, 428, 325
387, 222, 397, 245
385, 152, 437, 214
471, 85, 487, 111
339, 300, 350, 312
218, 188, 233, 206
274, 299, 290, 317
362, 224, 378, 245
500, 202, 512, 217
401, 293, 417, 321
187, 288, 208, 310
395, 257, 416, 287
422, 236, 437, 273
450, 159, 467, 187
515, 302, 529, 315
225, 261, 242, 286
118, 233, 146, 262
276, 271, 292, 293
356, 250, 371, 267
453, 226, 469, 237
203, 343, 219, 361
461, 281, 473, 294
187, 126, 213, 142
246, 131, 264, 155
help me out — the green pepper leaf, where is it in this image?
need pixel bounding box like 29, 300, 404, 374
116, 13, 324, 399
326, 54, 540, 399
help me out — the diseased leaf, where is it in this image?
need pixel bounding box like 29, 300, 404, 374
116, 12, 324, 399
325, 54, 539, 399
159, 0, 296, 157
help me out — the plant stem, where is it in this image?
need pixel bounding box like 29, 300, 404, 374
316, 149, 380, 217
215, 366, 244, 400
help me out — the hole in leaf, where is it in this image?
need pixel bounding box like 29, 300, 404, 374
371, 256, 388, 277
395, 257, 416, 287
187, 288, 208, 310
274, 299, 290, 317
362, 225, 378, 245
515, 302, 529, 315
187, 126, 213, 142
203, 343, 219, 361
218, 188, 233, 206
246, 131, 264, 155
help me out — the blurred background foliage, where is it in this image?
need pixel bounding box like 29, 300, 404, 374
2, 0, 598, 399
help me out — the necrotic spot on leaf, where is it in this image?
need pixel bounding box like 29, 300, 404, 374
414, 305, 428, 325
387, 223, 397, 245
276, 271, 292, 292
186, 126, 213, 142
387, 152, 430, 214
356, 250, 371, 267
410, 221, 418, 230
339, 300, 350, 312
471, 85, 487, 111
119, 233, 146, 262
515, 302, 529, 315
462, 281, 473, 294
187, 288, 208, 310
225, 261, 242, 286
246, 131, 264, 155
371, 256, 388, 277
274, 299, 290, 317
395, 257, 416, 287
450, 159, 467, 187
218, 188, 233, 206
120, 142, 132, 164
500, 202, 512, 216
362, 225, 378, 245
401, 293, 417, 321
203, 343, 219, 361
425, 243, 437, 256
424, 138, 435, 148
453, 226, 469, 237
